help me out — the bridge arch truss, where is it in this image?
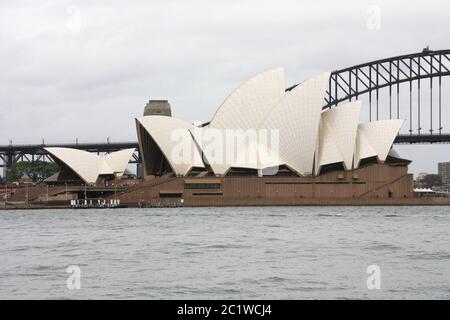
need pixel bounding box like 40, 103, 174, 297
324, 49, 450, 137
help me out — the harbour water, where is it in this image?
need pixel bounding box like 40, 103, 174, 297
0, 206, 449, 299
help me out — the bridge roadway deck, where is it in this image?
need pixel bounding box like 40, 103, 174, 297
0, 134, 449, 159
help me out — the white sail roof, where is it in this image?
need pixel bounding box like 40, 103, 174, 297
103, 148, 136, 177
354, 119, 404, 167
97, 159, 114, 176
189, 127, 229, 175
209, 67, 285, 130
45, 147, 136, 183
315, 119, 344, 174
135, 69, 406, 177
45, 148, 100, 183
190, 126, 281, 175
315, 101, 362, 174
193, 70, 331, 176
354, 130, 377, 167
260, 71, 331, 175
136, 116, 204, 176
388, 148, 401, 159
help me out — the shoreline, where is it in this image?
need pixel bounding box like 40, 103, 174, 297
2, 197, 450, 210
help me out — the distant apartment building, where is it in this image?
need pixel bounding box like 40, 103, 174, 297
438, 162, 450, 184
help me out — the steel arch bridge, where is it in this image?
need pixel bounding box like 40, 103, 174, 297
288, 48, 450, 141
1, 49, 450, 177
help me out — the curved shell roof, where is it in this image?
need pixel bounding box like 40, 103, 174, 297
315, 101, 362, 174
190, 126, 282, 175
354, 119, 404, 167
45, 148, 100, 183
137, 69, 405, 177
260, 71, 331, 175
103, 148, 136, 176
136, 115, 204, 176
45, 147, 135, 183
209, 67, 285, 130
189, 127, 229, 175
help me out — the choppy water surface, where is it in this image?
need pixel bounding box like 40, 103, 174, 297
0, 206, 449, 299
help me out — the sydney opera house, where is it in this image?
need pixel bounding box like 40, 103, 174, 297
38, 68, 414, 206
124, 68, 412, 206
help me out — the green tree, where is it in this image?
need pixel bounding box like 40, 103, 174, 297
421, 174, 442, 188
0, 175, 4, 184
8, 161, 59, 183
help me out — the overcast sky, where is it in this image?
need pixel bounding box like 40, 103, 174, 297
1, 0, 449, 175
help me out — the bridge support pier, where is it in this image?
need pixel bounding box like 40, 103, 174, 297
1, 151, 15, 181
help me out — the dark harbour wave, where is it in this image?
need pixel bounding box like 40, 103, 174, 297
0, 206, 449, 299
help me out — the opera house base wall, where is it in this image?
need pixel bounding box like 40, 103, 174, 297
4, 162, 450, 209
113, 162, 425, 207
